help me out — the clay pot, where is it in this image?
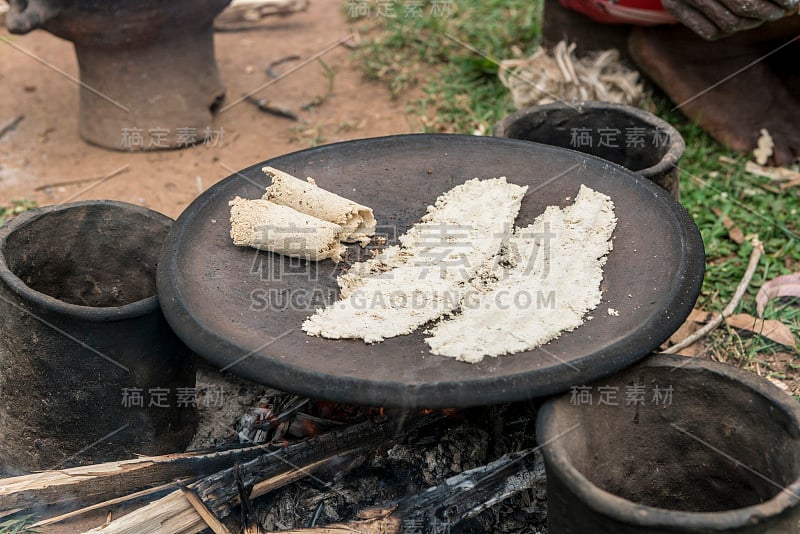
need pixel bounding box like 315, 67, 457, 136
5, 0, 231, 151
536, 353, 800, 533
494, 101, 685, 198
0, 201, 197, 474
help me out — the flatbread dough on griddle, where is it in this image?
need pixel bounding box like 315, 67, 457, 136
302, 177, 528, 343
229, 196, 346, 262
263, 166, 376, 245
425, 185, 616, 362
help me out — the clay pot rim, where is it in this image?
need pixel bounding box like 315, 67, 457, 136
536, 353, 800, 529
493, 100, 686, 180
0, 200, 169, 321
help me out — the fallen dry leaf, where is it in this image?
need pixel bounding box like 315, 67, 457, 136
662, 308, 713, 354
744, 161, 800, 182
667, 319, 700, 346
780, 181, 800, 192
711, 207, 745, 244
674, 342, 706, 357
756, 273, 800, 317
766, 376, 789, 392
726, 313, 797, 348
753, 128, 774, 166
744, 161, 800, 191
687, 308, 714, 324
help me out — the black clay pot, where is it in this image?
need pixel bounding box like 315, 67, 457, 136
536, 353, 800, 533
0, 201, 197, 474
494, 101, 685, 198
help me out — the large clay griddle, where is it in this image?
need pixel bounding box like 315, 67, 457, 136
158, 134, 704, 408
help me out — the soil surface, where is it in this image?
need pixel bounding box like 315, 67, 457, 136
0, 3, 420, 220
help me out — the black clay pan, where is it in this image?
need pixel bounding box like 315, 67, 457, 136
158, 134, 704, 408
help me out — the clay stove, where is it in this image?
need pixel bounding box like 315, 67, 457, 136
5, 0, 231, 150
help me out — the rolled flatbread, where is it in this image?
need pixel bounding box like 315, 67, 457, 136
229, 196, 346, 262
263, 166, 377, 245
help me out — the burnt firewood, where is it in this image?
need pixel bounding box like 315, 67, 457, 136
235, 464, 264, 534
85, 413, 447, 534
271, 448, 546, 534
0, 443, 286, 513
194, 414, 444, 518
179, 483, 234, 534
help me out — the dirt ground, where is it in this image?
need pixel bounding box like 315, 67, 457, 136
0, 2, 420, 220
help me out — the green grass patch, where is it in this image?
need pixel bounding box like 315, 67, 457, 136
0, 199, 37, 226
351, 0, 540, 131
669, 101, 800, 351
0, 516, 36, 534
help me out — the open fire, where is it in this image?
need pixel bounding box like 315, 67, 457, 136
226, 391, 546, 532
0, 378, 547, 534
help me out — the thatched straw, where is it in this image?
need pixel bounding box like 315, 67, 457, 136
498, 41, 645, 108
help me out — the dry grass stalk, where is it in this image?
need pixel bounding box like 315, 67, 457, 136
498, 41, 645, 109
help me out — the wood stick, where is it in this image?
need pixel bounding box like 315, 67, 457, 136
20, 449, 352, 528
0, 114, 24, 140
34, 166, 129, 191
249, 456, 330, 499
663, 237, 763, 354
0, 507, 22, 519
235, 465, 266, 534
271, 448, 546, 533
220, 33, 355, 112
0, 443, 279, 512
31, 482, 182, 528
59, 164, 130, 202
83, 488, 206, 534
79, 455, 345, 534
193, 414, 441, 518
84, 414, 444, 534
179, 485, 233, 534
244, 95, 299, 121
265, 55, 301, 79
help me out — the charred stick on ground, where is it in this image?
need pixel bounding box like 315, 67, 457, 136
270, 448, 546, 533
86, 412, 447, 533
0, 444, 281, 512
193, 413, 445, 518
